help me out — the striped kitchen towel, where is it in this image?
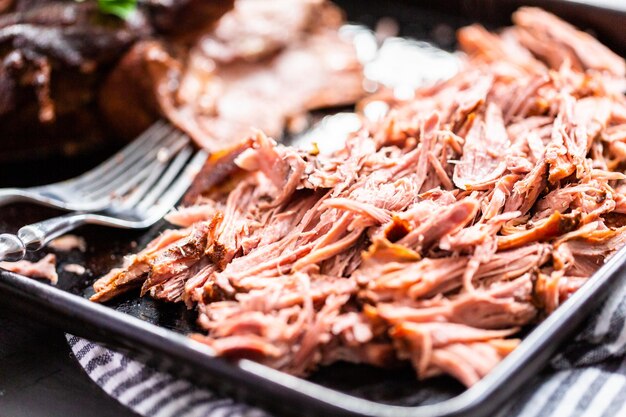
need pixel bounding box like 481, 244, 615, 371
67, 282, 626, 417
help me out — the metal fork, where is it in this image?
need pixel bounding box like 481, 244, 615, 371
0, 121, 189, 211
0, 145, 208, 262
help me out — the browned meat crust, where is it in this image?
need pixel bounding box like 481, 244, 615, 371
0, 0, 233, 160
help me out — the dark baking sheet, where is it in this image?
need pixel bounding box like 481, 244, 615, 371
2, 1, 626, 416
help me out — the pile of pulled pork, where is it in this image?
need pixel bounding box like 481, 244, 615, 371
92, 8, 626, 387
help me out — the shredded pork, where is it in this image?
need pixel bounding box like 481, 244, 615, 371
63, 263, 87, 275
48, 235, 87, 252
1, 254, 58, 284
92, 8, 626, 387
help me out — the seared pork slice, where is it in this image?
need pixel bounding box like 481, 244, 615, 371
173, 32, 363, 150
100, 0, 364, 149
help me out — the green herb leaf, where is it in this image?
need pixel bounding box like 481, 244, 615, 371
97, 0, 138, 19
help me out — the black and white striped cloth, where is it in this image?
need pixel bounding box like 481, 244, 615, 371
67, 282, 626, 417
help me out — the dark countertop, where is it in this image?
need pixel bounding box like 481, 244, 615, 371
0, 305, 138, 417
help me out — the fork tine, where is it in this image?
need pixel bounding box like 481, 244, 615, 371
134, 145, 195, 213
80, 134, 189, 200
116, 138, 190, 210
145, 150, 209, 219
72, 125, 180, 195
69, 123, 176, 195
61, 121, 170, 189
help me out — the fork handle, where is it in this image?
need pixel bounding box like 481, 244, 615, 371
0, 234, 26, 262
0, 188, 28, 206
17, 213, 89, 251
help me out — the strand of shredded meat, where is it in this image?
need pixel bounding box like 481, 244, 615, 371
1, 254, 58, 284
92, 7, 626, 387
